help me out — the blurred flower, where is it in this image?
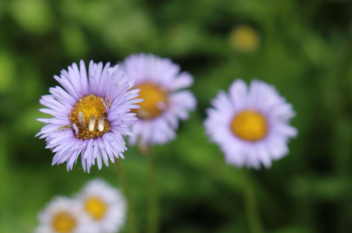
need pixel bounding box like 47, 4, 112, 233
36, 61, 141, 172
230, 25, 260, 53
205, 80, 297, 169
78, 179, 126, 233
36, 197, 92, 233
123, 54, 196, 146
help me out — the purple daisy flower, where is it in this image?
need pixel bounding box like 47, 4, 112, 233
205, 79, 297, 169
123, 54, 196, 146
36, 61, 141, 172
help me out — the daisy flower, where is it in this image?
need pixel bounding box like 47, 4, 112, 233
229, 25, 260, 53
123, 54, 196, 146
36, 61, 141, 172
36, 197, 92, 233
78, 179, 126, 233
205, 79, 297, 168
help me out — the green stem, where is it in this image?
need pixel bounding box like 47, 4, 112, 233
147, 150, 159, 233
240, 168, 264, 233
114, 159, 139, 233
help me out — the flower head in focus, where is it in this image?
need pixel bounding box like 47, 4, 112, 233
123, 54, 196, 147
36, 61, 141, 172
205, 79, 297, 169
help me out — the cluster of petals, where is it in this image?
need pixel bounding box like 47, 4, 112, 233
123, 54, 196, 146
37, 57, 297, 172
36, 179, 126, 233
37, 61, 141, 172
205, 79, 297, 168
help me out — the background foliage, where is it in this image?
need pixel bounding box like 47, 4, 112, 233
1, 0, 352, 232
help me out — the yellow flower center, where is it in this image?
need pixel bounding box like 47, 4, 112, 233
69, 95, 111, 140
85, 197, 107, 220
230, 25, 259, 52
52, 212, 76, 233
132, 82, 168, 120
231, 110, 268, 141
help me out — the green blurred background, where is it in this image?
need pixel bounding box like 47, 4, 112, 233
1, 0, 352, 232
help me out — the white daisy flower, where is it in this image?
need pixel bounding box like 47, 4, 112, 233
205, 79, 297, 168
123, 53, 197, 146
78, 179, 127, 233
36, 197, 93, 233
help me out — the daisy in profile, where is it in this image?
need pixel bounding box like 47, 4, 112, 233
36, 61, 141, 172
205, 79, 297, 168
36, 197, 92, 233
123, 53, 196, 146
78, 179, 126, 233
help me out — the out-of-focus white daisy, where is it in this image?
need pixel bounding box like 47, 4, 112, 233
205, 79, 297, 169
123, 53, 196, 146
78, 179, 126, 233
36, 61, 141, 172
36, 197, 92, 233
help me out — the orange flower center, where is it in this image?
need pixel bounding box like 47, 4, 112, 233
132, 82, 168, 119
52, 212, 76, 233
85, 197, 107, 220
231, 110, 268, 141
69, 95, 111, 140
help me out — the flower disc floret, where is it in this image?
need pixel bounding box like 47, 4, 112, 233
52, 212, 76, 233
85, 197, 107, 220
69, 95, 111, 139
231, 110, 268, 141
132, 82, 168, 120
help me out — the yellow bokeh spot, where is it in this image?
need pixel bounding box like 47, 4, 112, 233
132, 82, 168, 120
69, 95, 110, 140
85, 197, 107, 220
231, 110, 268, 141
230, 25, 260, 53
52, 212, 76, 233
